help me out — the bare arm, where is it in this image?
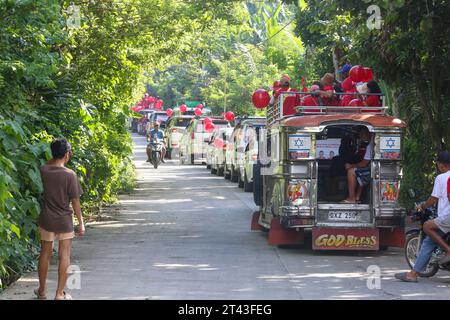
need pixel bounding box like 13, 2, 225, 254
71, 198, 85, 236
419, 196, 438, 211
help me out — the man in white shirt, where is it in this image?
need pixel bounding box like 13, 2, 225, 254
396, 151, 450, 282
342, 127, 373, 204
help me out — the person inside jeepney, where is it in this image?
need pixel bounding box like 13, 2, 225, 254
395, 151, 450, 282
341, 126, 373, 204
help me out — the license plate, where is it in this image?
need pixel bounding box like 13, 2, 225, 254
328, 211, 358, 221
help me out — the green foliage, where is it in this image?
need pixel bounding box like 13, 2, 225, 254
147, 1, 302, 115
2, 0, 239, 287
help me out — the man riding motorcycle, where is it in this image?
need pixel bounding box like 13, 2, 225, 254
146, 122, 166, 163
395, 151, 450, 282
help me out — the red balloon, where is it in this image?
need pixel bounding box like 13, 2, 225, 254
194, 108, 202, 116
341, 77, 355, 92
252, 89, 271, 109
179, 104, 187, 113
166, 108, 173, 117
362, 67, 374, 82
349, 99, 364, 107
196, 103, 203, 109
205, 122, 215, 133
349, 65, 365, 83
204, 117, 212, 124
225, 111, 235, 122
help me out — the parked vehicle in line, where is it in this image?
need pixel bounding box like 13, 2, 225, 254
224, 117, 266, 182
179, 117, 230, 165
146, 111, 169, 135
405, 193, 450, 277
207, 127, 234, 176
238, 120, 266, 192
252, 91, 407, 251
137, 109, 154, 135
164, 115, 194, 159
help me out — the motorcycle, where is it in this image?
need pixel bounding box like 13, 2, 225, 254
148, 138, 164, 169
405, 194, 450, 277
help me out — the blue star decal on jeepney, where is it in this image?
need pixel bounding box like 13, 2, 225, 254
386, 138, 396, 148
294, 138, 304, 148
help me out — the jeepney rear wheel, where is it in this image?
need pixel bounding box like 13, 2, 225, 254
243, 170, 253, 192
237, 170, 244, 188
230, 166, 238, 182
211, 165, 217, 175
190, 153, 195, 165
253, 164, 263, 206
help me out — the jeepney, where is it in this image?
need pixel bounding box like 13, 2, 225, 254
252, 92, 406, 251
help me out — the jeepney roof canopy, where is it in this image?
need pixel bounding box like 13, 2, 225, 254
281, 114, 406, 128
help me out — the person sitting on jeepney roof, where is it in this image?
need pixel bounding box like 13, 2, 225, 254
342, 126, 373, 204
271, 74, 300, 116
364, 80, 382, 107
319, 73, 340, 106
299, 82, 323, 112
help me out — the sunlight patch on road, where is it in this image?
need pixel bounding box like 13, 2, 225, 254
153, 263, 215, 270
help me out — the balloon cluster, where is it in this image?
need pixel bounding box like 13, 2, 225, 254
342, 65, 374, 107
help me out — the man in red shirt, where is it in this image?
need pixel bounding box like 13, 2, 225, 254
272, 74, 300, 116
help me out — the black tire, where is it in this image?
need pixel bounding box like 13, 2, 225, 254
405, 231, 439, 278
224, 165, 231, 180
243, 170, 253, 192
217, 166, 224, 176
230, 166, 238, 182
167, 148, 172, 160
253, 163, 263, 206
237, 170, 244, 188
190, 153, 195, 165
211, 166, 217, 175
206, 164, 211, 169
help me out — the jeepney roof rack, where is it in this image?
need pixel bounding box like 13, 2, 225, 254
267, 91, 388, 126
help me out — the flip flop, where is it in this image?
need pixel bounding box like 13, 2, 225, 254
394, 272, 418, 283
55, 291, 73, 300
34, 288, 47, 300
340, 200, 357, 204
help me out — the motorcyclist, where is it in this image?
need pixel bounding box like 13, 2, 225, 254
395, 151, 450, 282
146, 122, 166, 163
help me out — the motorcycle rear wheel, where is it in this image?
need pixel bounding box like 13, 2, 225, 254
405, 232, 439, 278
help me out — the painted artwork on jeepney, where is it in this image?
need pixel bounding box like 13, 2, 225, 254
380, 181, 399, 202
287, 180, 309, 203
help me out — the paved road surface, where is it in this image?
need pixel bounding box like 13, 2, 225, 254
2, 133, 450, 299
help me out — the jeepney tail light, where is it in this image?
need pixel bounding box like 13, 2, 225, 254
191, 132, 195, 139
171, 128, 177, 133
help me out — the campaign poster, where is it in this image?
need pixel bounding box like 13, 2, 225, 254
315, 139, 341, 160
